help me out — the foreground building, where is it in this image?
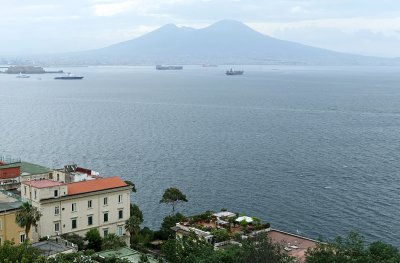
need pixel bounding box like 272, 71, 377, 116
21, 175, 132, 242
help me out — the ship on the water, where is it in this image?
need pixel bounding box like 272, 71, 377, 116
16, 73, 30, 78
202, 64, 218, 67
54, 73, 84, 80
156, 65, 183, 70
225, 68, 244, 75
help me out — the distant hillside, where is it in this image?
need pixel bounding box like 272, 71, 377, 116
57, 20, 394, 65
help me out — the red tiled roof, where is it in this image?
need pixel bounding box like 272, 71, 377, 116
67, 177, 128, 195
22, 180, 64, 188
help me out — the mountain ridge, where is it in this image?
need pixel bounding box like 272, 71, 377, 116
60, 20, 394, 65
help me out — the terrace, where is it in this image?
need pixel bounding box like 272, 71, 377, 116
172, 210, 271, 246
267, 229, 320, 263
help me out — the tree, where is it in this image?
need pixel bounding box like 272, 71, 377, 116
211, 228, 230, 243
47, 251, 94, 263
85, 228, 103, 252
0, 240, 44, 263
125, 204, 144, 245
61, 233, 86, 250
161, 233, 215, 263
161, 232, 295, 263
305, 232, 400, 263
130, 203, 143, 219
160, 187, 188, 213
102, 233, 126, 250
240, 234, 295, 263
139, 254, 150, 263
124, 180, 137, 193
368, 241, 400, 262
158, 213, 186, 240
15, 202, 42, 242
132, 227, 155, 247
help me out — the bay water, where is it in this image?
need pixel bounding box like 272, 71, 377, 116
1, 65, 399, 245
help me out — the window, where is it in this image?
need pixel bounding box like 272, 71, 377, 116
103, 212, 109, 222
103, 229, 109, 237
88, 200, 92, 208
34, 190, 37, 199
20, 234, 26, 243
72, 203, 77, 212
49, 172, 53, 179
0, 219, 2, 230
118, 226, 123, 236
118, 209, 123, 219
55, 206, 60, 215
0, 236, 2, 245
118, 194, 123, 203
72, 218, 77, 229
55, 222, 60, 232
103, 197, 108, 205
88, 215, 93, 226
24, 186, 26, 195
57, 174, 60, 181
54, 190, 58, 197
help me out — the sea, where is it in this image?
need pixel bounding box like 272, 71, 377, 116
0, 65, 399, 246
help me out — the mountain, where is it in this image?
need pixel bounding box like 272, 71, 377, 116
60, 20, 392, 65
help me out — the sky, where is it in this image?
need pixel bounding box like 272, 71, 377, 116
1, 0, 400, 57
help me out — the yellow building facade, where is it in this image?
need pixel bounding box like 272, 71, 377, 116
0, 202, 32, 245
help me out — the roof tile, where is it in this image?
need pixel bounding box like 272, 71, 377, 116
67, 177, 128, 195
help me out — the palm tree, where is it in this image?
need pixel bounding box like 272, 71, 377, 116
15, 202, 41, 242
125, 215, 142, 245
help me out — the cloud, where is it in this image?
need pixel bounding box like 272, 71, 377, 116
91, 0, 187, 17
1, 0, 400, 56
93, 0, 140, 16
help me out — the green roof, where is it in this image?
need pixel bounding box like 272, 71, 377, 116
0, 162, 51, 175
95, 247, 159, 263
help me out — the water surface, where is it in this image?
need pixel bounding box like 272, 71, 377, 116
1, 65, 399, 245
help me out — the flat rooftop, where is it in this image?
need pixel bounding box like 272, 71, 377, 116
267, 229, 319, 263
32, 239, 75, 257
0, 162, 51, 175
0, 201, 21, 212
22, 180, 64, 188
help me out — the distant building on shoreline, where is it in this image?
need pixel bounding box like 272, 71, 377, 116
3, 66, 63, 74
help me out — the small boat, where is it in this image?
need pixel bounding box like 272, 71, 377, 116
202, 64, 218, 67
225, 68, 244, 75
16, 73, 30, 78
54, 73, 84, 80
156, 65, 183, 70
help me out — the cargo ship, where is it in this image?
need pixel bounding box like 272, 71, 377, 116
156, 65, 183, 70
225, 68, 244, 75
54, 73, 84, 80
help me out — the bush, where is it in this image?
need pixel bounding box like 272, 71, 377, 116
159, 213, 186, 240
85, 228, 103, 252
211, 228, 230, 243
62, 233, 86, 250
102, 233, 125, 250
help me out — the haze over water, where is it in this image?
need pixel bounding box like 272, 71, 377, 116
1, 65, 399, 245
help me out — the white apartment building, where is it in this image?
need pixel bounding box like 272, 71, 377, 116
21, 176, 132, 243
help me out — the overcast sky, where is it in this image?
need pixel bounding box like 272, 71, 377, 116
1, 0, 400, 57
